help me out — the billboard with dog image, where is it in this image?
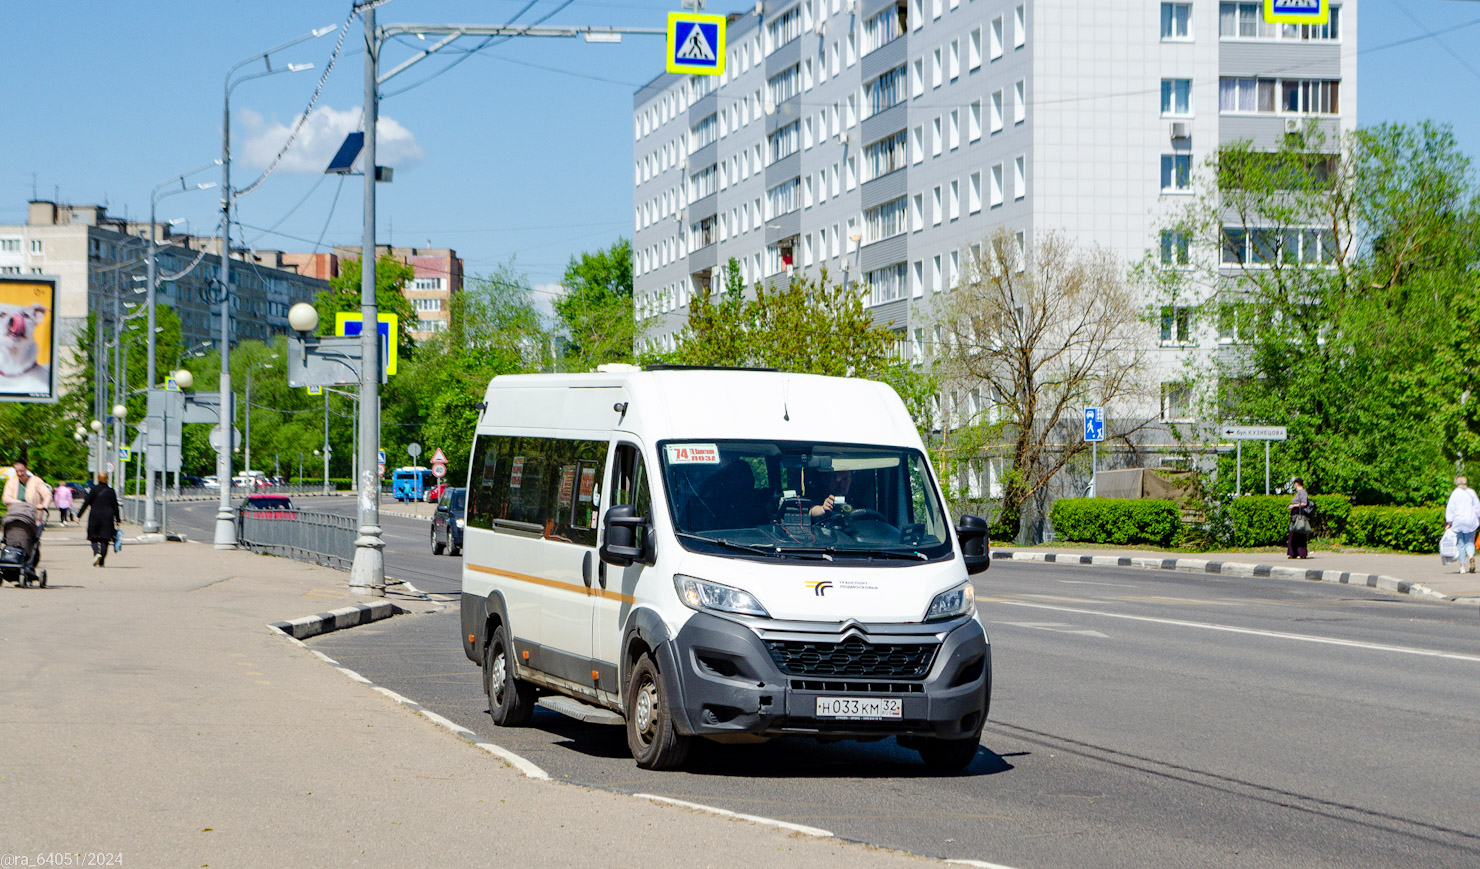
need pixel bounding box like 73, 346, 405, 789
0, 277, 59, 403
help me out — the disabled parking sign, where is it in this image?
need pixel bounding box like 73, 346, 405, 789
666, 12, 725, 76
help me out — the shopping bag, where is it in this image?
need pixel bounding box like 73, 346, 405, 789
1440, 528, 1459, 564
113, 528, 123, 553
1290, 513, 1313, 537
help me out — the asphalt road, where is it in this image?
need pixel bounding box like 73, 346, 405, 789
166, 499, 1480, 867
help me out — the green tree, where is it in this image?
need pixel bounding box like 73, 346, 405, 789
1153, 121, 1480, 504
555, 239, 633, 371
314, 254, 418, 349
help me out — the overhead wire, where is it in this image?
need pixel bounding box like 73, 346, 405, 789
381, 0, 579, 99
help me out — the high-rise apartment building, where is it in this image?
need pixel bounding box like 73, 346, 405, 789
1, 200, 329, 370
633, 0, 1356, 416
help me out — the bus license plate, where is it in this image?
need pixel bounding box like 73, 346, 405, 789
814, 697, 902, 720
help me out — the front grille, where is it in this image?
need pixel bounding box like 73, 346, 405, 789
764, 636, 937, 679
789, 679, 925, 694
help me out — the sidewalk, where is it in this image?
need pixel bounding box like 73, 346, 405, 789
0, 524, 930, 867
993, 543, 1480, 603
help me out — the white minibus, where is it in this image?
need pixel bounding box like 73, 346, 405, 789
459, 367, 992, 770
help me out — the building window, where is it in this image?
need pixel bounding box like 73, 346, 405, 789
1161, 3, 1192, 40
1161, 382, 1193, 420
932, 186, 942, 225
1218, 302, 1261, 343
1160, 306, 1193, 345
865, 197, 908, 244
1013, 4, 1026, 47
990, 15, 1004, 59
1160, 230, 1190, 265
767, 64, 801, 106
690, 114, 718, 151
866, 262, 908, 306
29, 239, 42, 254
1220, 2, 1341, 40
969, 27, 982, 69
911, 193, 924, 231
862, 4, 906, 55
911, 58, 924, 98
1219, 77, 1338, 114
766, 177, 801, 217
0, 239, 19, 253
969, 171, 982, 213
969, 99, 982, 141
948, 39, 960, 80
1161, 154, 1192, 192
768, 121, 801, 163
949, 179, 960, 220
1014, 155, 1026, 199
1014, 80, 1025, 124
911, 125, 924, 164
691, 216, 717, 248
990, 90, 1004, 133
767, 6, 803, 53
1161, 79, 1192, 116
931, 47, 942, 89
411, 277, 444, 291
689, 165, 718, 201
864, 65, 907, 118
863, 130, 907, 182
948, 109, 960, 150
990, 164, 1004, 207
413, 298, 442, 312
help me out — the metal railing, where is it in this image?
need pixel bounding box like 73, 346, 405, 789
237, 508, 358, 569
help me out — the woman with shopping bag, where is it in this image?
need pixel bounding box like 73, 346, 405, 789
1444, 476, 1480, 573
1287, 478, 1313, 559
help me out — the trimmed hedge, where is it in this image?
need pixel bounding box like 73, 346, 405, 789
1343, 506, 1445, 553
1051, 498, 1181, 547
1225, 494, 1350, 547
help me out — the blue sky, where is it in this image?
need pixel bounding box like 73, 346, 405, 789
3, 0, 1477, 297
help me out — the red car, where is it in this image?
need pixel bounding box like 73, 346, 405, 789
240, 494, 295, 520
424, 483, 449, 503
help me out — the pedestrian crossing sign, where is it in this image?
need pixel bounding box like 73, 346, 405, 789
666, 12, 725, 76
307, 385, 322, 396
1264, 0, 1328, 25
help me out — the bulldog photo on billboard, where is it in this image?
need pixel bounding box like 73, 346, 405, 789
0, 277, 58, 402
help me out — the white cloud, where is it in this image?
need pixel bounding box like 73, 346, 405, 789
238, 105, 424, 174
532, 282, 566, 320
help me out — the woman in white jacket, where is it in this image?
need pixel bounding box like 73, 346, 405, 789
1443, 476, 1480, 573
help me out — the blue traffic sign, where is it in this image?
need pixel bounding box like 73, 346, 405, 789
666, 12, 725, 76
1264, 0, 1328, 25
1084, 407, 1105, 442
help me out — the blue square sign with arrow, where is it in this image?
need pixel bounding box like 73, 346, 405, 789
667, 12, 725, 76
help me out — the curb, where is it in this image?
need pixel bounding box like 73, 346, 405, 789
990, 550, 1455, 602
381, 508, 432, 521
268, 599, 403, 639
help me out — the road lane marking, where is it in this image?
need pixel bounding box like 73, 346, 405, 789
946, 861, 1023, 869
1119, 595, 1240, 605
1058, 580, 1138, 588
994, 621, 1108, 638
996, 600, 1480, 663
633, 794, 834, 837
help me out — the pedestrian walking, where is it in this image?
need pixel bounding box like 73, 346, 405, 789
1287, 477, 1312, 560
1444, 475, 1480, 573
52, 480, 73, 526
3, 459, 53, 515
75, 472, 120, 567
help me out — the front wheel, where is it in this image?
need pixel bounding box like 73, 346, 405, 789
431, 529, 445, 556
625, 654, 690, 770
485, 625, 536, 726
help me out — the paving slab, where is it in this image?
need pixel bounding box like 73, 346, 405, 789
0, 524, 932, 867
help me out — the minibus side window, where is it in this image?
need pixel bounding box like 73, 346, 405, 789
610, 443, 653, 555
465, 435, 501, 530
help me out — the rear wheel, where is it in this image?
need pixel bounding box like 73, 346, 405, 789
625, 653, 690, 770
485, 625, 536, 726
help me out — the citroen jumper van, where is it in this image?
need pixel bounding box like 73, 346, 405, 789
459, 367, 992, 770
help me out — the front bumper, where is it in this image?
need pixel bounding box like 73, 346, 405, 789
661, 611, 990, 740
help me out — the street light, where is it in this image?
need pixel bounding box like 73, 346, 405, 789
144, 164, 217, 532
214, 27, 330, 550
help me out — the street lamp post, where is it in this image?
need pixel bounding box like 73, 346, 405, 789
214, 29, 326, 550
144, 166, 217, 534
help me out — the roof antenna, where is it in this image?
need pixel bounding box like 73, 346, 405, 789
781, 373, 790, 421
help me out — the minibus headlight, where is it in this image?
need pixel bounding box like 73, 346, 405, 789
456, 518, 465, 528
674, 574, 770, 618
924, 581, 975, 622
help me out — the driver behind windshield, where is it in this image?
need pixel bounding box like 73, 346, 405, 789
807, 469, 853, 519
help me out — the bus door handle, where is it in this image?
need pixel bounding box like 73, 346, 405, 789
581, 551, 593, 588
598, 560, 608, 589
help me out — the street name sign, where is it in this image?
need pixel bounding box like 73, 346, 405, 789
1083, 407, 1105, 442
666, 12, 725, 75
1264, 0, 1328, 25
1220, 425, 1288, 441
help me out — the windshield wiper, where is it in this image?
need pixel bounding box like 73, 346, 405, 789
846, 549, 930, 562
770, 545, 837, 561
674, 531, 789, 558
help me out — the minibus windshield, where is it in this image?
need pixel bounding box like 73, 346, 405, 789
659, 440, 953, 562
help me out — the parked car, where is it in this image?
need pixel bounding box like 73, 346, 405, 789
430, 487, 465, 556
424, 482, 449, 503
239, 494, 295, 519
201, 476, 220, 490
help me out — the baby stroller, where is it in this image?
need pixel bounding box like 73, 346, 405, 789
1, 502, 46, 588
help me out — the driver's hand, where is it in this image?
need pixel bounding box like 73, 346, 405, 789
808, 495, 835, 517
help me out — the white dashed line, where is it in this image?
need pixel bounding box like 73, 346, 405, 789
633, 794, 834, 837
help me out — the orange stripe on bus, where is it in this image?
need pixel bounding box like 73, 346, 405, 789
467, 562, 635, 604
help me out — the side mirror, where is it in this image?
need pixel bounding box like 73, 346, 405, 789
600, 504, 650, 567
956, 514, 991, 575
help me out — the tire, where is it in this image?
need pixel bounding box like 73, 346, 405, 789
450, 533, 462, 557
914, 736, 982, 772
625, 653, 690, 770
432, 529, 445, 556
38, 569, 46, 589
485, 625, 536, 726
